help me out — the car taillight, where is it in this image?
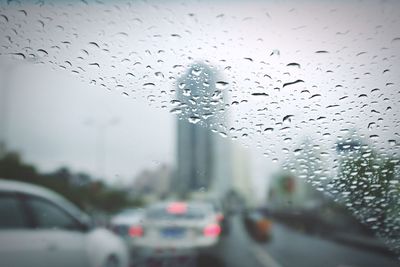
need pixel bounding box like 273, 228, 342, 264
167, 202, 187, 214
203, 224, 221, 237
129, 226, 143, 237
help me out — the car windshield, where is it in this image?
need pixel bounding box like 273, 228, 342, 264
0, 0, 399, 267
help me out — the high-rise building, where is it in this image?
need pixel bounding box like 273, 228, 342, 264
174, 62, 231, 197
231, 143, 253, 205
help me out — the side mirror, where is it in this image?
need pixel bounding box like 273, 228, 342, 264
79, 214, 94, 232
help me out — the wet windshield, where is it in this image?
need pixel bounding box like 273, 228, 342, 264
0, 0, 399, 267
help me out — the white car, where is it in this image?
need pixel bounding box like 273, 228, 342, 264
133, 201, 221, 250
110, 208, 144, 248
0, 179, 129, 267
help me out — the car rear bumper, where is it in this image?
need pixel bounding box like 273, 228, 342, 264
132, 237, 219, 250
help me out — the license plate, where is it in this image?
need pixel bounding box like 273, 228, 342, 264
161, 227, 185, 238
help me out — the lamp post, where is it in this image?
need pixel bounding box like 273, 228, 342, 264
0, 58, 36, 158
84, 117, 119, 180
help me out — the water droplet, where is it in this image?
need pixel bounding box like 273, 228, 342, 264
178, 82, 186, 89
283, 79, 304, 88
219, 132, 227, 138
143, 82, 155, 88
283, 115, 294, 123
388, 140, 396, 146
188, 116, 201, 124
170, 108, 182, 115
216, 81, 229, 89
286, 62, 301, 68
391, 37, 400, 43
309, 94, 321, 99
270, 49, 280, 56
89, 62, 100, 68
366, 217, 377, 223
88, 41, 100, 48
37, 49, 48, 57
155, 72, 164, 78
0, 14, 9, 23
191, 68, 202, 76
10, 52, 26, 60
251, 92, 268, 96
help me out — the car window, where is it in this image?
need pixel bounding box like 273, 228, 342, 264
28, 197, 80, 230
0, 194, 27, 229
0, 0, 400, 266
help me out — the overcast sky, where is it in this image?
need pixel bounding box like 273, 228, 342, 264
1, 60, 175, 185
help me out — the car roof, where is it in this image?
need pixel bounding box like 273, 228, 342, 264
0, 179, 61, 198
0, 178, 85, 219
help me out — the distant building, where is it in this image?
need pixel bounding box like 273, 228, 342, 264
130, 164, 172, 199
268, 172, 322, 210
268, 139, 327, 210
230, 143, 253, 205
174, 62, 232, 199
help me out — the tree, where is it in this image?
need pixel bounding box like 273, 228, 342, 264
0, 151, 140, 214
330, 140, 400, 252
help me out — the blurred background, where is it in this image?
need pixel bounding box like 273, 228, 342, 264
0, 1, 400, 267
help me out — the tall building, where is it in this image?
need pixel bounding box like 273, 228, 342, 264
174, 62, 231, 197
130, 164, 173, 199
231, 143, 253, 205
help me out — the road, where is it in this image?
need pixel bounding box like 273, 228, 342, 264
197, 215, 399, 267
130, 215, 399, 267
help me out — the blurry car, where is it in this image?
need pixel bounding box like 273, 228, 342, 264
206, 199, 230, 236
110, 208, 144, 248
0, 179, 129, 267
243, 208, 272, 242
133, 201, 221, 250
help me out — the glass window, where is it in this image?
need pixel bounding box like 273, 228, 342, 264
1, 0, 400, 266
0, 194, 27, 229
28, 197, 79, 230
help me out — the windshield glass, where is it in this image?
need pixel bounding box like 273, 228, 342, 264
0, 0, 399, 266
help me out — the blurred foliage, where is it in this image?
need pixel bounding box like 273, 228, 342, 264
331, 143, 400, 235
0, 151, 143, 213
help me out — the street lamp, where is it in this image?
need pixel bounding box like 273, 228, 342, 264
84, 117, 120, 180
0, 57, 37, 158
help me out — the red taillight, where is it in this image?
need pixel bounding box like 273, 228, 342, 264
167, 202, 187, 214
129, 226, 143, 237
203, 224, 221, 237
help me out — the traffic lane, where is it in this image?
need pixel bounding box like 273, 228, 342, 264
208, 215, 399, 267
263, 222, 399, 267
130, 215, 399, 267
201, 215, 276, 267
129, 244, 227, 267
129, 251, 224, 267
129, 215, 265, 267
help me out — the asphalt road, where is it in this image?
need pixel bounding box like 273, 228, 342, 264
197, 215, 399, 267
131, 215, 399, 267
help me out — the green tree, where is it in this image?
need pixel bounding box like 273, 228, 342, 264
331, 141, 400, 250
0, 151, 141, 214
